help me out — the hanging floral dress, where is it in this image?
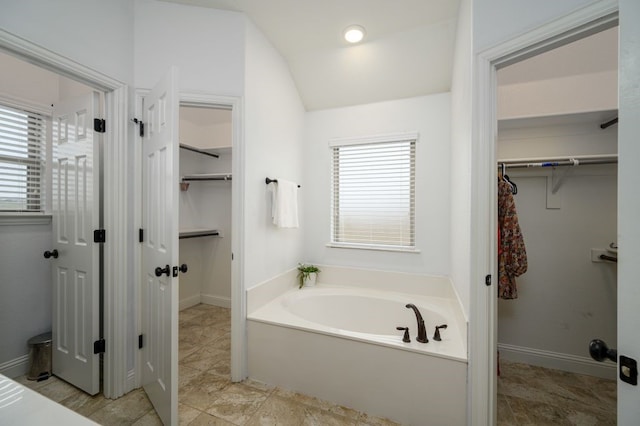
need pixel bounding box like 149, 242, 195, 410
498, 179, 527, 299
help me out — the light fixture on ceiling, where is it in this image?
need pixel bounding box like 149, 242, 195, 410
344, 25, 366, 44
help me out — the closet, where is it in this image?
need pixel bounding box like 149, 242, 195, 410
178, 105, 232, 311
496, 27, 618, 379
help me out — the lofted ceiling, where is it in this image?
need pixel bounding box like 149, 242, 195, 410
157, 1, 616, 112
161, 0, 461, 110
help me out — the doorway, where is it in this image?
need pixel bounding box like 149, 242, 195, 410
495, 27, 618, 424
0, 43, 128, 398
467, 3, 623, 424
177, 103, 234, 413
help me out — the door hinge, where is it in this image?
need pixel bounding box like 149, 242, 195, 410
132, 118, 144, 137
139, 228, 144, 243
93, 339, 106, 354
94, 229, 106, 243
138, 334, 144, 349
94, 118, 106, 133
485, 274, 492, 286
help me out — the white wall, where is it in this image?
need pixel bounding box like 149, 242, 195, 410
199, 155, 232, 305
1, 0, 135, 380
0, 55, 92, 378
181, 121, 231, 150
0, 222, 52, 377
455, 0, 610, 325
179, 145, 232, 309
303, 94, 451, 276
449, 0, 473, 318
498, 71, 617, 119
134, 0, 305, 294
498, 117, 618, 159
243, 19, 306, 289
133, 0, 245, 94
473, 0, 602, 52
0, 0, 134, 85
497, 120, 617, 376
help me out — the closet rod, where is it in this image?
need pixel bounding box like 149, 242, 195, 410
179, 231, 220, 240
599, 254, 617, 263
179, 144, 219, 158
600, 117, 618, 129
182, 174, 232, 181
498, 156, 617, 169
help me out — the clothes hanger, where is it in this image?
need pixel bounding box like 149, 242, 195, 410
504, 171, 517, 195
500, 163, 518, 194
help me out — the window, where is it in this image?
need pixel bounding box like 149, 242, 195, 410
0, 102, 47, 212
330, 133, 417, 251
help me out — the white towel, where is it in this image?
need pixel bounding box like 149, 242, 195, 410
269, 179, 299, 228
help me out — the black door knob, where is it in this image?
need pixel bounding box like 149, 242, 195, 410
155, 265, 170, 277
589, 339, 617, 362
44, 249, 59, 259
172, 264, 188, 277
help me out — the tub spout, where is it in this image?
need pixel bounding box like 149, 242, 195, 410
405, 303, 428, 343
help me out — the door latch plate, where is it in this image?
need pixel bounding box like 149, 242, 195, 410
620, 355, 638, 386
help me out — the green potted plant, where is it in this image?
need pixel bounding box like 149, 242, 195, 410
297, 263, 320, 288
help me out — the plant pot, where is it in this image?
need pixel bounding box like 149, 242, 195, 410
303, 272, 317, 287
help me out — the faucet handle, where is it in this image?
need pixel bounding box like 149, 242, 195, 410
396, 326, 411, 343
433, 324, 448, 341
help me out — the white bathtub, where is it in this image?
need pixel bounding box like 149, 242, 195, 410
247, 266, 468, 425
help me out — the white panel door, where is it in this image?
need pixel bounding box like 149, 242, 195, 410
141, 68, 179, 426
618, 0, 640, 422
51, 92, 100, 395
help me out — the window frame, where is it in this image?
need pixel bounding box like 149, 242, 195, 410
0, 94, 51, 216
327, 132, 419, 253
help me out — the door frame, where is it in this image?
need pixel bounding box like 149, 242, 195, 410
133, 91, 246, 386
0, 29, 131, 399
470, 1, 619, 424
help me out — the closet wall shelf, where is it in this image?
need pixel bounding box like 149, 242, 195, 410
180, 173, 232, 191
179, 228, 221, 239
497, 154, 618, 169
498, 154, 618, 195
180, 143, 219, 158
182, 173, 232, 181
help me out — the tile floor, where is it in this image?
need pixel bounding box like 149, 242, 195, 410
497, 359, 617, 425
17, 304, 399, 425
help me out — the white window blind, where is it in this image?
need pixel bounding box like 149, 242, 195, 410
331, 135, 416, 250
0, 103, 47, 212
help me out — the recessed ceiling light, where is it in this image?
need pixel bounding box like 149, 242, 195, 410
344, 25, 366, 44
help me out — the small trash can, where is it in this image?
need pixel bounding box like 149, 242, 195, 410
27, 331, 52, 381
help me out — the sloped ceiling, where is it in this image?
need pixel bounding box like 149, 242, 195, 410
160, 0, 461, 110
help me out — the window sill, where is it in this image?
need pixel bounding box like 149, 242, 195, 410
0, 213, 52, 226
326, 242, 421, 254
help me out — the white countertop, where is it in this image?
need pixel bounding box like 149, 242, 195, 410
0, 374, 98, 425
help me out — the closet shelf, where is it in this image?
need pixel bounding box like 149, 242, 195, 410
180, 143, 220, 158
180, 173, 231, 191
181, 173, 232, 182
498, 154, 618, 167
179, 228, 221, 239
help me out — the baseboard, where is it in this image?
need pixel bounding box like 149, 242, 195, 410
498, 343, 616, 379
179, 294, 202, 311
201, 294, 231, 309
0, 354, 30, 379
